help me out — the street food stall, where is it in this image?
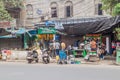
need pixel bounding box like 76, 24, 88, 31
37, 27, 56, 49
83, 34, 102, 61
85, 34, 102, 43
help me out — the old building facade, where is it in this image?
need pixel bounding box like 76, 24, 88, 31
22, 0, 110, 27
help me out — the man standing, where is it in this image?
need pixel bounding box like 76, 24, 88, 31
55, 41, 60, 56
111, 41, 116, 55
90, 39, 97, 51
61, 42, 66, 50
49, 40, 55, 58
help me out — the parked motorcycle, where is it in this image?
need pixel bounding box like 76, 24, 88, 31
42, 49, 50, 64
26, 50, 39, 63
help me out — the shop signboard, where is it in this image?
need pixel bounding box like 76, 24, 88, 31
0, 19, 16, 28
86, 34, 101, 37
38, 28, 56, 34
84, 34, 102, 44
0, 21, 10, 28
36, 9, 42, 15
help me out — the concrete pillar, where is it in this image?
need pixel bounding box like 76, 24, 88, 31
20, 1, 26, 27
106, 37, 110, 53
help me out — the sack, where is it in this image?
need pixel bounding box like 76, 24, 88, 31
84, 55, 89, 60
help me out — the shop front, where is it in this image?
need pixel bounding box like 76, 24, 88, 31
0, 35, 22, 49
0, 28, 38, 49
37, 27, 56, 49
0, 28, 23, 49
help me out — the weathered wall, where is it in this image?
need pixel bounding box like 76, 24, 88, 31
22, 0, 109, 27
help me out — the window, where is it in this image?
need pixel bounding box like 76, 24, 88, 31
50, 2, 58, 18
98, 4, 103, 15
66, 6, 71, 17
95, 3, 103, 15
41, 16, 44, 21
51, 7, 57, 17
26, 4, 33, 18
65, 1, 73, 18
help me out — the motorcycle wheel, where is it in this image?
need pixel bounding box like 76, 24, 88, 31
64, 61, 67, 64
35, 59, 39, 63
58, 60, 63, 64
59, 61, 63, 64
43, 60, 47, 64
28, 59, 32, 63
47, 59, 49, 63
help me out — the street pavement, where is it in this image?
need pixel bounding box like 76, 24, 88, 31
0, 62, 120, 80
6, 55, 117, 65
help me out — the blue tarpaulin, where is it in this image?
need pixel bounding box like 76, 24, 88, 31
0, 28, 37, 39
0, 35, 15, 38
45, 21, 54, 26
16, 28, 26, 34
5, 28, 26, 34
5, 28, 37, 35
28, 30, 37, 35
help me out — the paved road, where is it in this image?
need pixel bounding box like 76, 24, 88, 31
0, 62, 120, 80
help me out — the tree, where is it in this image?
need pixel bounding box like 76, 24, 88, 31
3, 0, 23, 9
113, 3, 120, 40
102, 0, 120, 41
113, 3, 120, 16
101, 0, 120, 16
0, 1, 11, 21
0, 0, 23, 21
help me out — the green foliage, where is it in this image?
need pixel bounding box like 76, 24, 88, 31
115, 28, 120, 40
101, 0, 120, 16
3, 0, 23, 9
0, 0, 23, 21
113, 3, 120, 16
0, 1, 11, 21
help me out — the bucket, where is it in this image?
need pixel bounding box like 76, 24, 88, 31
75, 61, 81, 64
71, 61, 75, 64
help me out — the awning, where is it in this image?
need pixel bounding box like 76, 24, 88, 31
16, 28, 26, 34
5, 28, 37, 36
0, 35, 15, 38
1, 28, 37, 40
63, 16, 120, 35
5, 28, 26, 34
28, 30, 37, 35
0, 28, 11, 36
38, 28, 56, 34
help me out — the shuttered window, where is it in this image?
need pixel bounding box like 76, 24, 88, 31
65, 1, 73, 18
95, 3, 103, 15
51, 7, 57, 18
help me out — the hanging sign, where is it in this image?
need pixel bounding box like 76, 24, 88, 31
36, 9, 42, 15
86, 34, 101, 37
38, 28, 56, 34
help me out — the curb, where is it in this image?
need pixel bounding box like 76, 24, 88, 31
2, 60, 119, 66
1, 59, 120, 66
